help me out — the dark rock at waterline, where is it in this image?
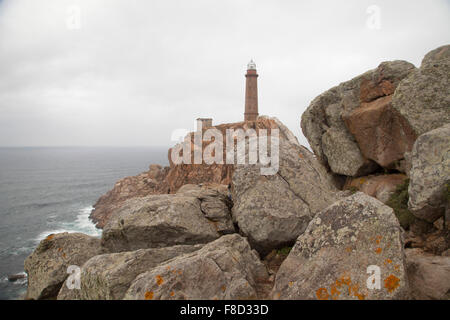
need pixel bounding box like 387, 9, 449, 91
8, 273, 26, 282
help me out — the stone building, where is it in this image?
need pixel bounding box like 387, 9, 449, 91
196, 118, 213, 131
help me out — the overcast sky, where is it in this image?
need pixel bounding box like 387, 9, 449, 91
0, 0, 449, 147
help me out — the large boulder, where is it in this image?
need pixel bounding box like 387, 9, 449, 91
408, 124, 450, 223
58, 244, 203, 300
271, 193, 409, 300
90, 164, 170, 228
422, 44, 450, 65
24, 233, 103, 300
344, 95, 416, 168
405, 249, 450, 300
231, 118, 338, 255
321, 127, 379, 177
301, 60, 416, 176
124, 234, 269, 300
392, 45, 450, 137
176, 184, 235, 235
102, 184, 235, 252
232, 166, 313, 255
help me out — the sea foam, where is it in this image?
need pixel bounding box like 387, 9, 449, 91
35, 206, 101, 242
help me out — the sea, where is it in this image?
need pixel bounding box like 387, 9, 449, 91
0, 146, 168, 300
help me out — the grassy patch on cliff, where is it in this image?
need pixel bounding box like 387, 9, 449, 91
348, 186, 359, 195
386, 178, 417, 230
276, 246, 292, 255
444, 181, 450, 202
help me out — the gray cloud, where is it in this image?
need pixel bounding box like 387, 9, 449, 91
0, 0, 449, 147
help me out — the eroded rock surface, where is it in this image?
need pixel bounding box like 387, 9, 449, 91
408, 124, 450, 222
301, 60, 415, 176
124, 234, 269, 300
392, 45, 450, 137
405, 248, 450, 300
91, 165, 169, 228
24, 233, 103, 300
176, 184, 235, 235
231, 120, 338, 255
271, 193, 409, 300
58, 244, 203, 300
101, 184, 234, 252
344, 95, 416, 168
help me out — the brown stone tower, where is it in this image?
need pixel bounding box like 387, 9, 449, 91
244, 60, 259, 121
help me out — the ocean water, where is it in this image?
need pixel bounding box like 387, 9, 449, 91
0, 147, 168, 300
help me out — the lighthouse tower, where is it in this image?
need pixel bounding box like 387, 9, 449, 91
244, 60, 259, 121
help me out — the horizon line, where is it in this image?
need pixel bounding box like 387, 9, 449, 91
0, 145, 171, 148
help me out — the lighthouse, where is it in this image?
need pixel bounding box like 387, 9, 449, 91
244, 60, 259, 121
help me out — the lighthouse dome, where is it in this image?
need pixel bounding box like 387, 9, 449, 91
247, 59, 256, 70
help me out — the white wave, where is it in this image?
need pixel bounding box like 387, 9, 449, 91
12, 277, 28, 286
35, 206, 101, 243
63, 206, 102, 238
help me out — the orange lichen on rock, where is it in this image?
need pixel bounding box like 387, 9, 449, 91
375, 247, 382, 254
144, 291, 154, 300
375, 235, 382, 245
155, 275, 164, 286
45, 234, 55, 241
384, 275, 400, 293
384, 259, 392, 265
316, 288, 330, 300
170, 291, 175, 297
348, 284, 365, 300
221, 285, 226, 293
318, 275, 366, 300
354, 292, 366, 300
335, 275, 352, 287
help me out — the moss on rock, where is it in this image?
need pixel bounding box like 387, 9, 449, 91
386, 179, 417, 230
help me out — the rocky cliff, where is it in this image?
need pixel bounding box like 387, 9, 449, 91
24, 45, 450, 300
90, 117, 282, 228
